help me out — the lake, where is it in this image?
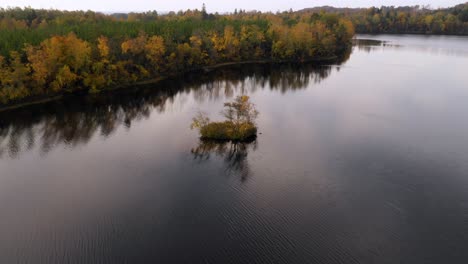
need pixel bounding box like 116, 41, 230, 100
1, 34, 468, 264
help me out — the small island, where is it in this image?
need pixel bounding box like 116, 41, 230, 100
191, 95, 258, 141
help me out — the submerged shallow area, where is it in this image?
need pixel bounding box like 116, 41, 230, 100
1, 34, 468, 264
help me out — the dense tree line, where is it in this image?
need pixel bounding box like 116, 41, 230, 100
0, 7, 354, 105
300, 3, 468, 35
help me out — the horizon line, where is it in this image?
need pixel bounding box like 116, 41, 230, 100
0, 3, 460, 14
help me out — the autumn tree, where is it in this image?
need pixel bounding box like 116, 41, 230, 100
84, 36, 114, 92
145, 35, 166, 72
192, 96, 259, 141
239, 25, 266, 59
0, 52, 31, 103
211, 26, 241, 61
0, 7, 362, 105
121, 32, 148, 61
97, 36, 110, 59
26, 32, 91, 93
222, 95, 259, 126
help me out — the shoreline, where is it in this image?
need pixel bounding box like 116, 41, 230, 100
356, 31, 468, 37
0, 57, 339, 113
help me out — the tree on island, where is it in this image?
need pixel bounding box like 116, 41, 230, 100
191, 95, 259, 141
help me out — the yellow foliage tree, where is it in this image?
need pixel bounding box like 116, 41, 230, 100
240, 25, 266, 59
121, 33, 147, 55
0, 52, 31, 103
26, 33, 91, 93
210, 26, 240, 61
144, 35, 166, 71
97, 36, 110, 59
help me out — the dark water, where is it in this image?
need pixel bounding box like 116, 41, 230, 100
1, 34, 468, 264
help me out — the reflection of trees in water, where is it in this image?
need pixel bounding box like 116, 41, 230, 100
352, 38, 468, 57
191, 140, 257, 182
189, 63, 338, 102
0, 93, 171, 158
0, 57, 350, 158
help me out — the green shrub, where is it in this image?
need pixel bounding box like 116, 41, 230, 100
191, 96, 258, 141
200, 121, 256, 141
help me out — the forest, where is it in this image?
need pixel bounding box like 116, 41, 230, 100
0, 6, 354, 105
300, 3, 468, 35
0, 3, 467, 106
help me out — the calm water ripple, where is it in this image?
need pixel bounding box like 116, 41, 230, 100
1, 34, 468, 263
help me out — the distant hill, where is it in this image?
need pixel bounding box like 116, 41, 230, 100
298, 6, 364, 14
299, 3, 468, 14
299, 5, 434, 14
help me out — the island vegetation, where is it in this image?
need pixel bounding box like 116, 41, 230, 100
0, 6, 354, 106
191, 95, 258, 141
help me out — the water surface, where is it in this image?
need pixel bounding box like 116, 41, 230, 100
1, 34, 468, 264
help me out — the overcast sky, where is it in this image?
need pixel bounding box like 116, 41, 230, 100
1, 0, 466, 12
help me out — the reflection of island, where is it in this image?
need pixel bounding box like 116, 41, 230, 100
353, 38, 405, 53
191, 139, 257, 182
0, 56, 351, 158
352, 38, 388, 53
